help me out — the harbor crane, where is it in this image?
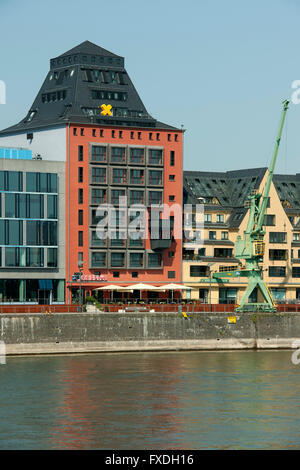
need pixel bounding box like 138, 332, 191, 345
213, 99, 290, 312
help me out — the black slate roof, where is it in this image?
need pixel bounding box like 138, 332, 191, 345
183, 168, 267, 228
0, 41, 179, 135
184, 168, 266, 207
273, 173, 300, 211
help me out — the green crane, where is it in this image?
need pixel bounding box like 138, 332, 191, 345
213, 99, 289, 312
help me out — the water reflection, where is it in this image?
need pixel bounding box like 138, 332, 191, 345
0, 350, 300, 449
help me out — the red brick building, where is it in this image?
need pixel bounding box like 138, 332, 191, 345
0, 41, 184, 303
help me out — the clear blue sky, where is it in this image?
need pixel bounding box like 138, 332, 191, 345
1, 0, 300, 174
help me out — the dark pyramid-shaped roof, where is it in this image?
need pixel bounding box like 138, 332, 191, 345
0, 41, 178, 134
57, 40, 121, 60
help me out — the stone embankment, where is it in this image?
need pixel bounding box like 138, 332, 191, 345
0, 311, 299, 355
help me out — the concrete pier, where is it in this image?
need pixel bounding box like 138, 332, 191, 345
0, 311, 299, 355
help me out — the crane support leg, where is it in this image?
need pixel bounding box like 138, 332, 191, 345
235, 271, 276, 312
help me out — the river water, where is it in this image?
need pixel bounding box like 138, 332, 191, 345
0, 350, 299, 450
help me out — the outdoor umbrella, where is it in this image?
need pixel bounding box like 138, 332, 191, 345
124, 283, 161, 300
94, 284, 125, 302
157, 283, 194, 302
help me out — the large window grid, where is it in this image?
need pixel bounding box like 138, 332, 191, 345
148, 170, 163, 186
148, 149, 163, 166
111, 147, 126, 164
91, 146, 107, 163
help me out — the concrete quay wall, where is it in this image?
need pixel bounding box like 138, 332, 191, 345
0, 311, 300, 355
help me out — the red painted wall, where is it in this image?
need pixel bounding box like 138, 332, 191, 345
65, 124, 183, 301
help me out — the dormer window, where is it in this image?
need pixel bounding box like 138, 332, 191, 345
25, 110, 37, 122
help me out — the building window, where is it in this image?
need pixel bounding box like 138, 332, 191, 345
78, 167, 83, 183
138, 132, 141, 140
130, 148, 144, 164
26, 248, 44, 267
148, 170, 162, 185
209, 231, 216, 240
219, 288, 237, 304
168, 271, 175, 279
169, 195, 175, 202
5, 220, 23, 245
148, 253, 161, 268
292, 267, 300, 278
111, 189, 125, 205
111, 147, 125, 163
47, 195, 58, 218
170, 151, 175, 166
130, 191, 144, 205
91, 146, 106, 162
149, 191, 162, 205
26, 221, 57, 246
132, 272, 138, 278
92, 167, 106, 184
80, 128, 84, 136
47, 248, 57, 267
78, 188, 83, 204
148, 150, 162, 165
9, 194, 44, 219
214, 248, 232, 258
78, 231, 83, 247
129, 252, 143, 268
92, 129, 96, 137
78, 210, 83, 225
263, 215, 275, 226
221, 231, 228, 240
91, 231, 106, 247
26, 172, 57, 193
73, 128, 77, 136
270, 288, 286, 302
130, 131, 134, 139
216, 214, 224, 223
78, 145, 83, 161
112, 168, 127, 184
190, 266, 208, 277
168, 134, 171, 141
110, 252, 125, 267
130, 169, 144, 185
293, 233, 300, 242
205, 214, 212, 223
110, 231, 126, 248
168, 251, 175, 258
269, 249, 287, 261
91, 252, 106, 267
169, 175, 175, 181
113, 272, 120, 278
269, 266, 286, 277
91, 188, 106, 204
269, 232, 287, 243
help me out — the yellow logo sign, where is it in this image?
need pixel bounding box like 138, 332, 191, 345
100, 104, 112, 116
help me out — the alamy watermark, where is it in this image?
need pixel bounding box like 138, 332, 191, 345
0, 341, 6, 365
0, 80, 6, 104
94, 199, 205, 248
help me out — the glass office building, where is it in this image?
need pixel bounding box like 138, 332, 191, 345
0, 166, 65, 303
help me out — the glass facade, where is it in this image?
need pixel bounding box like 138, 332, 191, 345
0, 169, 62, 303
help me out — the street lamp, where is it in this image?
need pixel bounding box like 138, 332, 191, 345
207, 262, 215, 313
78, 260, 84, 312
